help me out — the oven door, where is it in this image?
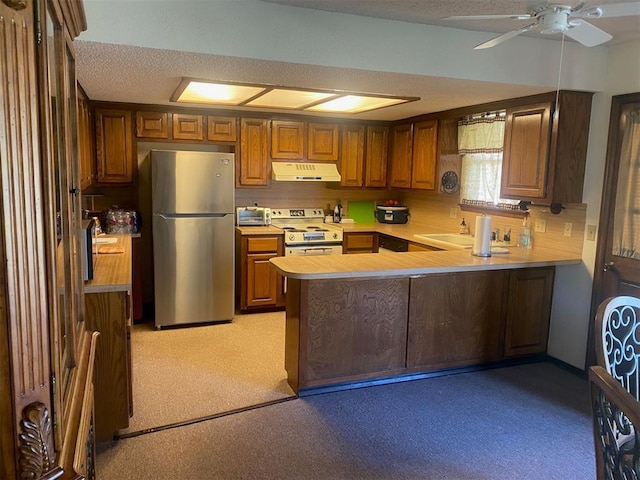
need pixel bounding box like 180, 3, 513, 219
285, 244, 343, 256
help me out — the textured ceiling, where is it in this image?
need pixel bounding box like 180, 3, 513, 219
75, 0, 640, 121
261, 0, 640, 44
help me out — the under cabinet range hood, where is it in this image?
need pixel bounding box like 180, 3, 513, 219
271, 162, 341, 182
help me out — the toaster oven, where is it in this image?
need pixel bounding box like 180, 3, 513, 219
236, 206, 271, 226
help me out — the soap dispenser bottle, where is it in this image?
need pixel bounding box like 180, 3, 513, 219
459, 217, 469, 235
520, 217, 532, 248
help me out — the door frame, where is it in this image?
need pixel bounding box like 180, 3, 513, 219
586, 92, 640, 367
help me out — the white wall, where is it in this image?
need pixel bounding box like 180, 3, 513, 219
79, 0, 608, 92
548, 39, 640, 368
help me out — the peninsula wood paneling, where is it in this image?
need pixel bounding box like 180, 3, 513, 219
407, 271, 505, 370
300, 278, 409, 386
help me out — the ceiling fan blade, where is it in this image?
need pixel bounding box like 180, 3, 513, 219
444, 14, 533, 21
575, 2, 640, 18
474, 23, 537, 50
564, 20, 613, 47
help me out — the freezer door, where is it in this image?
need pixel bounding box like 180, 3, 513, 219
151, 150, 234, 214
153, 214, 234, 327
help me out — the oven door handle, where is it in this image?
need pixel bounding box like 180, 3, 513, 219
302, 247, 334, 254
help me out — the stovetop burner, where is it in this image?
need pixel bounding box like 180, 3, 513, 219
270, 207, 343, 245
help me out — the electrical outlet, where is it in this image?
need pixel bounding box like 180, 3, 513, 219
563, 222, 573, 237
449, 208, 457, 219
534, 218, 547, 233
587, 224, 597, 241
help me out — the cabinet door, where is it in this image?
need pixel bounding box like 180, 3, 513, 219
389, 124, 413, 188
271, 120, 304, 159
411, 120, 438, 190
247, 253, 279, 307
408, 271, 505, 369
501, 102, 552, 200
240, 118, 269, 186
343, 232, 378, 254
207, 116, 237, 142
340, 125, 365, 187
504, 267, 554, 357
78, 93, 94, 190
365, 126, 388, 188
85, 291, 131, 442
308, 122, 339, 161
95, 109, 134, 183
135, 111, 169, 139
172, 113, 204, 140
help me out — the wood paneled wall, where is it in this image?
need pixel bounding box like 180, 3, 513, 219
0, 2, 52, 477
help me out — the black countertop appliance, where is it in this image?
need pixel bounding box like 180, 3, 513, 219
376, 205, 410, 224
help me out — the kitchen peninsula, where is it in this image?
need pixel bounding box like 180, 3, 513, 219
270, 246, 581, 394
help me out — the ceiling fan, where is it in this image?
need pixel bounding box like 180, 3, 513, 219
445, 1, 640, 49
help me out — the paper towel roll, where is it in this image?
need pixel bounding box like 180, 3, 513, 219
472, 216, 492, 257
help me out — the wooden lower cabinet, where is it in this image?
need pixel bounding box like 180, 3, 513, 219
236, 232, 285, 312
285, 266, 556, 393
85, 290, 132, 442
504, 267, 554, 356
407, 271, 505, 369
343, 232, 378, 254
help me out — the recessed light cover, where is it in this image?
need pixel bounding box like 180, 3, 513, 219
173, 79, 418, 114
176, 81, 265, 105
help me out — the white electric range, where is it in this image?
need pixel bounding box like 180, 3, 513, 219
270, 208, 343, 256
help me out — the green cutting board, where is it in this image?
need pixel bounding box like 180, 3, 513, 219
347, 200, 376, 224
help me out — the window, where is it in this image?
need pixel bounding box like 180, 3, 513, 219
458, 111, 518, 207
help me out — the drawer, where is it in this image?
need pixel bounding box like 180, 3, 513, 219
247, 237, 279, 253
344, 233, 376, 250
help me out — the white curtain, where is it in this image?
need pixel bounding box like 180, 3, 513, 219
458, 114, 510, 205
612, 109, 640, 260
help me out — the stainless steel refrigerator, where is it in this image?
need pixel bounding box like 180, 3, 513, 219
151, 150, 235, 328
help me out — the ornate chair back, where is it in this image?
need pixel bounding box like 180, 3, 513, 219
596, 295, 640, 400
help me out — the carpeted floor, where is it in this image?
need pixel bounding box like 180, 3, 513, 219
121, 311, 295, 434
96, 360, 595, 479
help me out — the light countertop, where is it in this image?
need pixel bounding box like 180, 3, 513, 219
270, 245, 581, 280
84, 235, 132, 293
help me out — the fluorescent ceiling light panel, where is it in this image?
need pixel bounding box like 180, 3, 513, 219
173, 79, 418, 113
306, 95, 408, 113
246, 89, 335, 109
177, 81, 265, 105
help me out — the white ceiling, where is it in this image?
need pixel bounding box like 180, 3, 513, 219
261, 0, 640, 44
75, 0, 640, 121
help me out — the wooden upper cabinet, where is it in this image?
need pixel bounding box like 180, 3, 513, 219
95, 108, 134, 184
389, 124, 413, 188
207, 116, 237, 142
365, 126, 388, 188
500, 102, 552, 200
78, 93, 94, 190
135, 111, 169, 139
271, 120, 304, 159
308, 122, 339, 161
172, 113, 204, 140
240, 118, 269, 186
411, 120, 438, 190
340, 125, 365, 187
501, 92, 593, 204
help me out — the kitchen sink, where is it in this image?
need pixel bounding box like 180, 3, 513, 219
414, 233, 514, 249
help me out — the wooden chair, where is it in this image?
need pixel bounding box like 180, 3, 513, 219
590, 295, 640, 480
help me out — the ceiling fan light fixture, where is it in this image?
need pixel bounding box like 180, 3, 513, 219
539, 11, 570, 34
